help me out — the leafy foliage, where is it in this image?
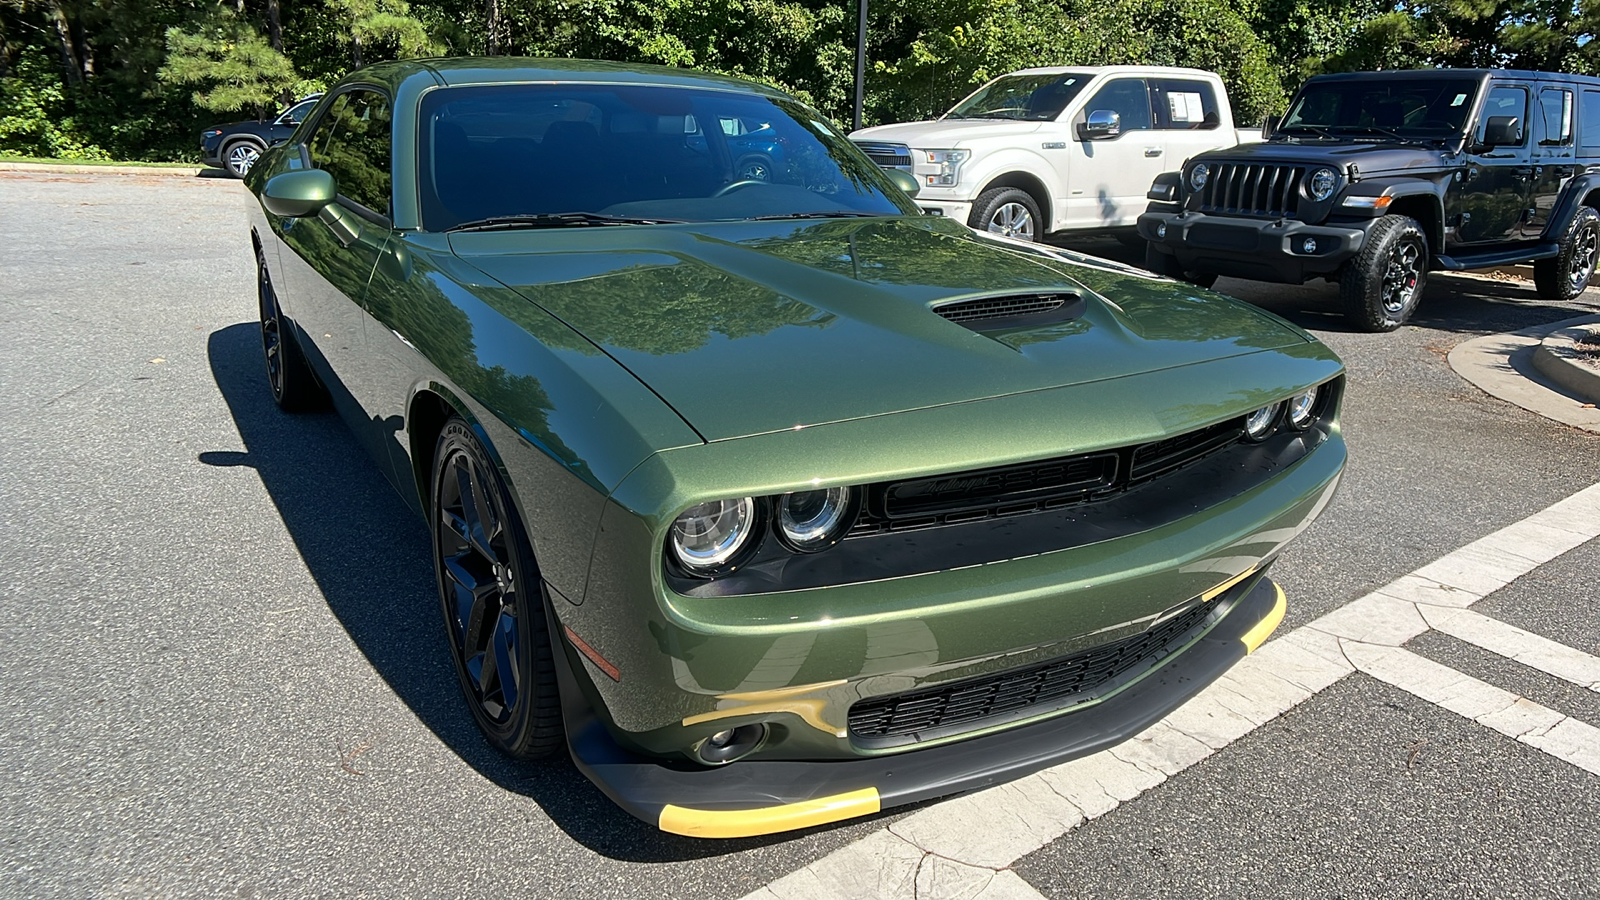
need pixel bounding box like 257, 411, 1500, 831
161, 8, 299, 115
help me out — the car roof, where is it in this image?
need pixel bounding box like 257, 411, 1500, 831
332, 57, 790, 99
1304, 68, 1600, 87
1002, 65, 1217, 78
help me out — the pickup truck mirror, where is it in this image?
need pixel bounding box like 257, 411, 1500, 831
1262, 115, 1281, 139
1079, 110, 1121, 141
262, 169, 336, 218
1479, 115, 1521, 150
885, 168, 921, 199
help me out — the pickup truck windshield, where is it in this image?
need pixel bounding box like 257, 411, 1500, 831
1280, 78, 1480, 140
417, 84, 915, 232
945, 73, 1092, 121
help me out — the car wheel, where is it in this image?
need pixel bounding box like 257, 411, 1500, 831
970, 187, 1041, 241
735, 154, 773, 182
257, 247, 323, 411
432, 417, 563, 759
1534, 206, 1599, 301
1341, 214, 1428, 332
1143, 243, 1220, 289
224, 140, 263, 178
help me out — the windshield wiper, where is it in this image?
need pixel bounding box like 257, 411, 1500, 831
747, 211, 883, 221
1278, 124, 1338, 139
447, 212, 684, 232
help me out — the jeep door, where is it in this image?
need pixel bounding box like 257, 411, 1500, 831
1526, 83, 1577, 239
1449, 82, 1534, 244
1058, 77, 1163, 230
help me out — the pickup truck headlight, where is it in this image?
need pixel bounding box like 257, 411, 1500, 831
1308, 167, 1338, 201
1188, 163, 1210, 191
918, 149, 970, 187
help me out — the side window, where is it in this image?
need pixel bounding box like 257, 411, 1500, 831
306, 89, 392, 217
1539, 88, 1574, 145
280, 99, 317, 126
1083, 79, 1152, 133
1154, 79, 1219, 130
1478, 85, 1529, 146
1583, 91, 1600, 153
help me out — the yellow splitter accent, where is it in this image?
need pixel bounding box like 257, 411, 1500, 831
1240, 582, 1288, 653
658, 787, 882, 838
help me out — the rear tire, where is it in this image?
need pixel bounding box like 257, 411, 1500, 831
969, 187, 1041, 241
1143, 244, 1219, 289
1340, 214, 1427, 332
1534, 206, 1599, 301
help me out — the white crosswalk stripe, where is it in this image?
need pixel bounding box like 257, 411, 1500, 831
742, 482, 1600, 900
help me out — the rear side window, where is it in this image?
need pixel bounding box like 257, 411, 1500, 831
1581, 91, 1600, 152
306, 88, 392, 217
1538, 88, 1573, 145
1153, 79, 1219, 130
1083, 79, 1153, 132
1478, 85, 1529, 146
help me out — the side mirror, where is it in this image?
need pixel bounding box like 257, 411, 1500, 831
885, 168, 921, 199
1078, 109, 1121, 141
1262, 115, 1281, 140
262, 169, 335, 218
1480, 115, 1520, 149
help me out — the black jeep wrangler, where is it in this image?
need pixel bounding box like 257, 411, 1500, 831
1139, 69, 1600, 331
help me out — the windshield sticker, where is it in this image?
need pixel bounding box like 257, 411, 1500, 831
1452, 93, 1468, 106
1168, 92, 1205, 123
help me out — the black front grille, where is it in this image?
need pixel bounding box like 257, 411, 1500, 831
853, 140, 913, 170
848, 595, 1219, 744
935, 293, 1067, 324
1197, 162, 1304, 218
848, 419, 1242, 536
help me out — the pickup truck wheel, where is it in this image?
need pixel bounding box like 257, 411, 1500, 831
970, 188, 1040, 241
1534, 206, 1599, 300
1340, 214, 1427, 332
1143, 244, 1219, 289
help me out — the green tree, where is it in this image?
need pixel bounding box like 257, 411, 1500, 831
160, 6, 300, 116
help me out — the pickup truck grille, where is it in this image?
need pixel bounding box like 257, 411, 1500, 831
853, 140, 914, 172
1196, 163, 1305, 219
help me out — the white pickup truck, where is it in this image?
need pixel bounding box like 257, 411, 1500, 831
850, 66, 1260, 241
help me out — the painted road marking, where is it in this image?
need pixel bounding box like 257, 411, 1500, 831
741, 481, 1600, 900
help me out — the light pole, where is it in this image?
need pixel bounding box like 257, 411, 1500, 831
853, 0, 867, 133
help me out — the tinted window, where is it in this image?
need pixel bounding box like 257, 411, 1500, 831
307, 89, 392, 216
1583, 91, 1600, 152
1478, 85, 1529, 145
280, 98, 318, 125
1084, 79, 1152, 132
1153, 79, 1219, 130
1540, 88, 1574, 145
946, 73, 1092, 122
1281, 78, 1479, 138
417, 84, 915, 231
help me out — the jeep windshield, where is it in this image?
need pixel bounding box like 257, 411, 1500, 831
944, 73, 1092, 122
1278, 78, 1480, 142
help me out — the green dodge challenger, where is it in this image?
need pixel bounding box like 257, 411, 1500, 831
246, 57, 1346, 838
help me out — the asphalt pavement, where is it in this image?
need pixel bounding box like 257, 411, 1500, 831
1, 172, 1597, 898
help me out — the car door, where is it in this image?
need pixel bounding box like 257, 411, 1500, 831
1526, 84, 1577, 239
1057, 77, 1161, 230
1152, 77, 1226, 177
1449, 82, 1534, 244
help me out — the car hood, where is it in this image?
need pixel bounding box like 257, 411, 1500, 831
851, 119, 1045, 146
1201, 139, 1455, 176
450, 217, 1309, 442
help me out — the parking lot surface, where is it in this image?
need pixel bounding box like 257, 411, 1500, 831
2, 173, 1597, 898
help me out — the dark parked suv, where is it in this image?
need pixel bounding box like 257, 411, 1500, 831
200, 94, 321, 178
1139, 70, 1600, 330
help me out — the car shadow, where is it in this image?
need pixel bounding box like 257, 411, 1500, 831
202, 322, 860, 861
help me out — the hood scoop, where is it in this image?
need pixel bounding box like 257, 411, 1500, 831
934, 292, 1087, 332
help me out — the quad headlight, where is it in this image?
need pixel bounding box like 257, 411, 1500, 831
1308, 167, 1338, 201
1243, 383, 1330, 442
1243, 403, 1283, 442
1188, 163, 1210, 191
669, 487, 860, 577
1286, 385, 1321, 430
776, 487, 853, 552
670, 497, 757, 573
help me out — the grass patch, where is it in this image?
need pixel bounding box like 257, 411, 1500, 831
0, 153, 199, 168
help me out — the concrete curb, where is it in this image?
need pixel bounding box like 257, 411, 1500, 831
1533, 316, 1600, 405
1449, 314, 1600, 434
0, 161, 210, 178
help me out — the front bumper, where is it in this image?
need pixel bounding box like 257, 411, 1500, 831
1140, 208, 1370, 284
915, 199, 973, 224
555, 573, 1288, 837
200, 135, 224, 168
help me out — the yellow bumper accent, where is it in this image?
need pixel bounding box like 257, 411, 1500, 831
1240, 582, 1287, 653
681, 680, 850, 737
657, 787, 881, 838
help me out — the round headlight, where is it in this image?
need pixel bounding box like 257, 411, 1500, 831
1243, 403, 1282, 442
670, 497, 757, 573
1286, 386, 1320, 430
1189, 163, 1210, 191
1308, 167, 1338, 201
776, 487, 852, 552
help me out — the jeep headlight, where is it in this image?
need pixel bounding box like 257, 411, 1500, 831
1188, 163, 1210, 191
918, 149, 970, 187
1308, 167, 1338, 201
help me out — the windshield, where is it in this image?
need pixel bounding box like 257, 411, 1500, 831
417, 84, 917, 231
945, 73, 1091, 122
1280, 78, 1480, 139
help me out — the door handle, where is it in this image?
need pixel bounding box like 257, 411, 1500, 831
1144, 147, 1163, 157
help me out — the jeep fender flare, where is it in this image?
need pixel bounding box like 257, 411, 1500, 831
1340, 178, 1445, 251
1541, 172, 1600, 241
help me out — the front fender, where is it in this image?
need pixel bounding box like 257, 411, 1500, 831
1543, 171, 1600, 240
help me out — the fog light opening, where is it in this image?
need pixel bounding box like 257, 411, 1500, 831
1301, 237, 1317, 254
1157, 222, 1168, 239
695, 723, 769, 765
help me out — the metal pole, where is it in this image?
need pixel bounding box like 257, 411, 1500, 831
853, 0, 867, 133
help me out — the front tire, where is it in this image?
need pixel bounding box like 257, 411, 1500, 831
257, 247, 323, 412
1143, 243, 1220, 289
223, 140, 264, 178
1341, 214, 1428, 332
432, 418, 563, 759
1534, 206, 1599, 301
970, 187, 1041, 241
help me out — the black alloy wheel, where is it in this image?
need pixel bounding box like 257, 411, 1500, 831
432, 418, 562, 759
257, 246, 321, 411
1341, 214, 1428, 332
1534, 206, 1600, 301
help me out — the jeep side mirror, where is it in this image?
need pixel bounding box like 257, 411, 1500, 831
885, 168, 921, 199
1479, 115, 1521, 149
1079, 110, 1121, 141
1262, 115, 1281, 140
262, 169, 336, 218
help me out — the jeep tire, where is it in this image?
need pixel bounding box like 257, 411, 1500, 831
1143, 244, 1219, 289
970, 187, 1041, 241
1341, 214, 1428, 332
1534, 206, 1600, 301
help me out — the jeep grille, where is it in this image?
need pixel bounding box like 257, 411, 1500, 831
1196, 163, 1305, 219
